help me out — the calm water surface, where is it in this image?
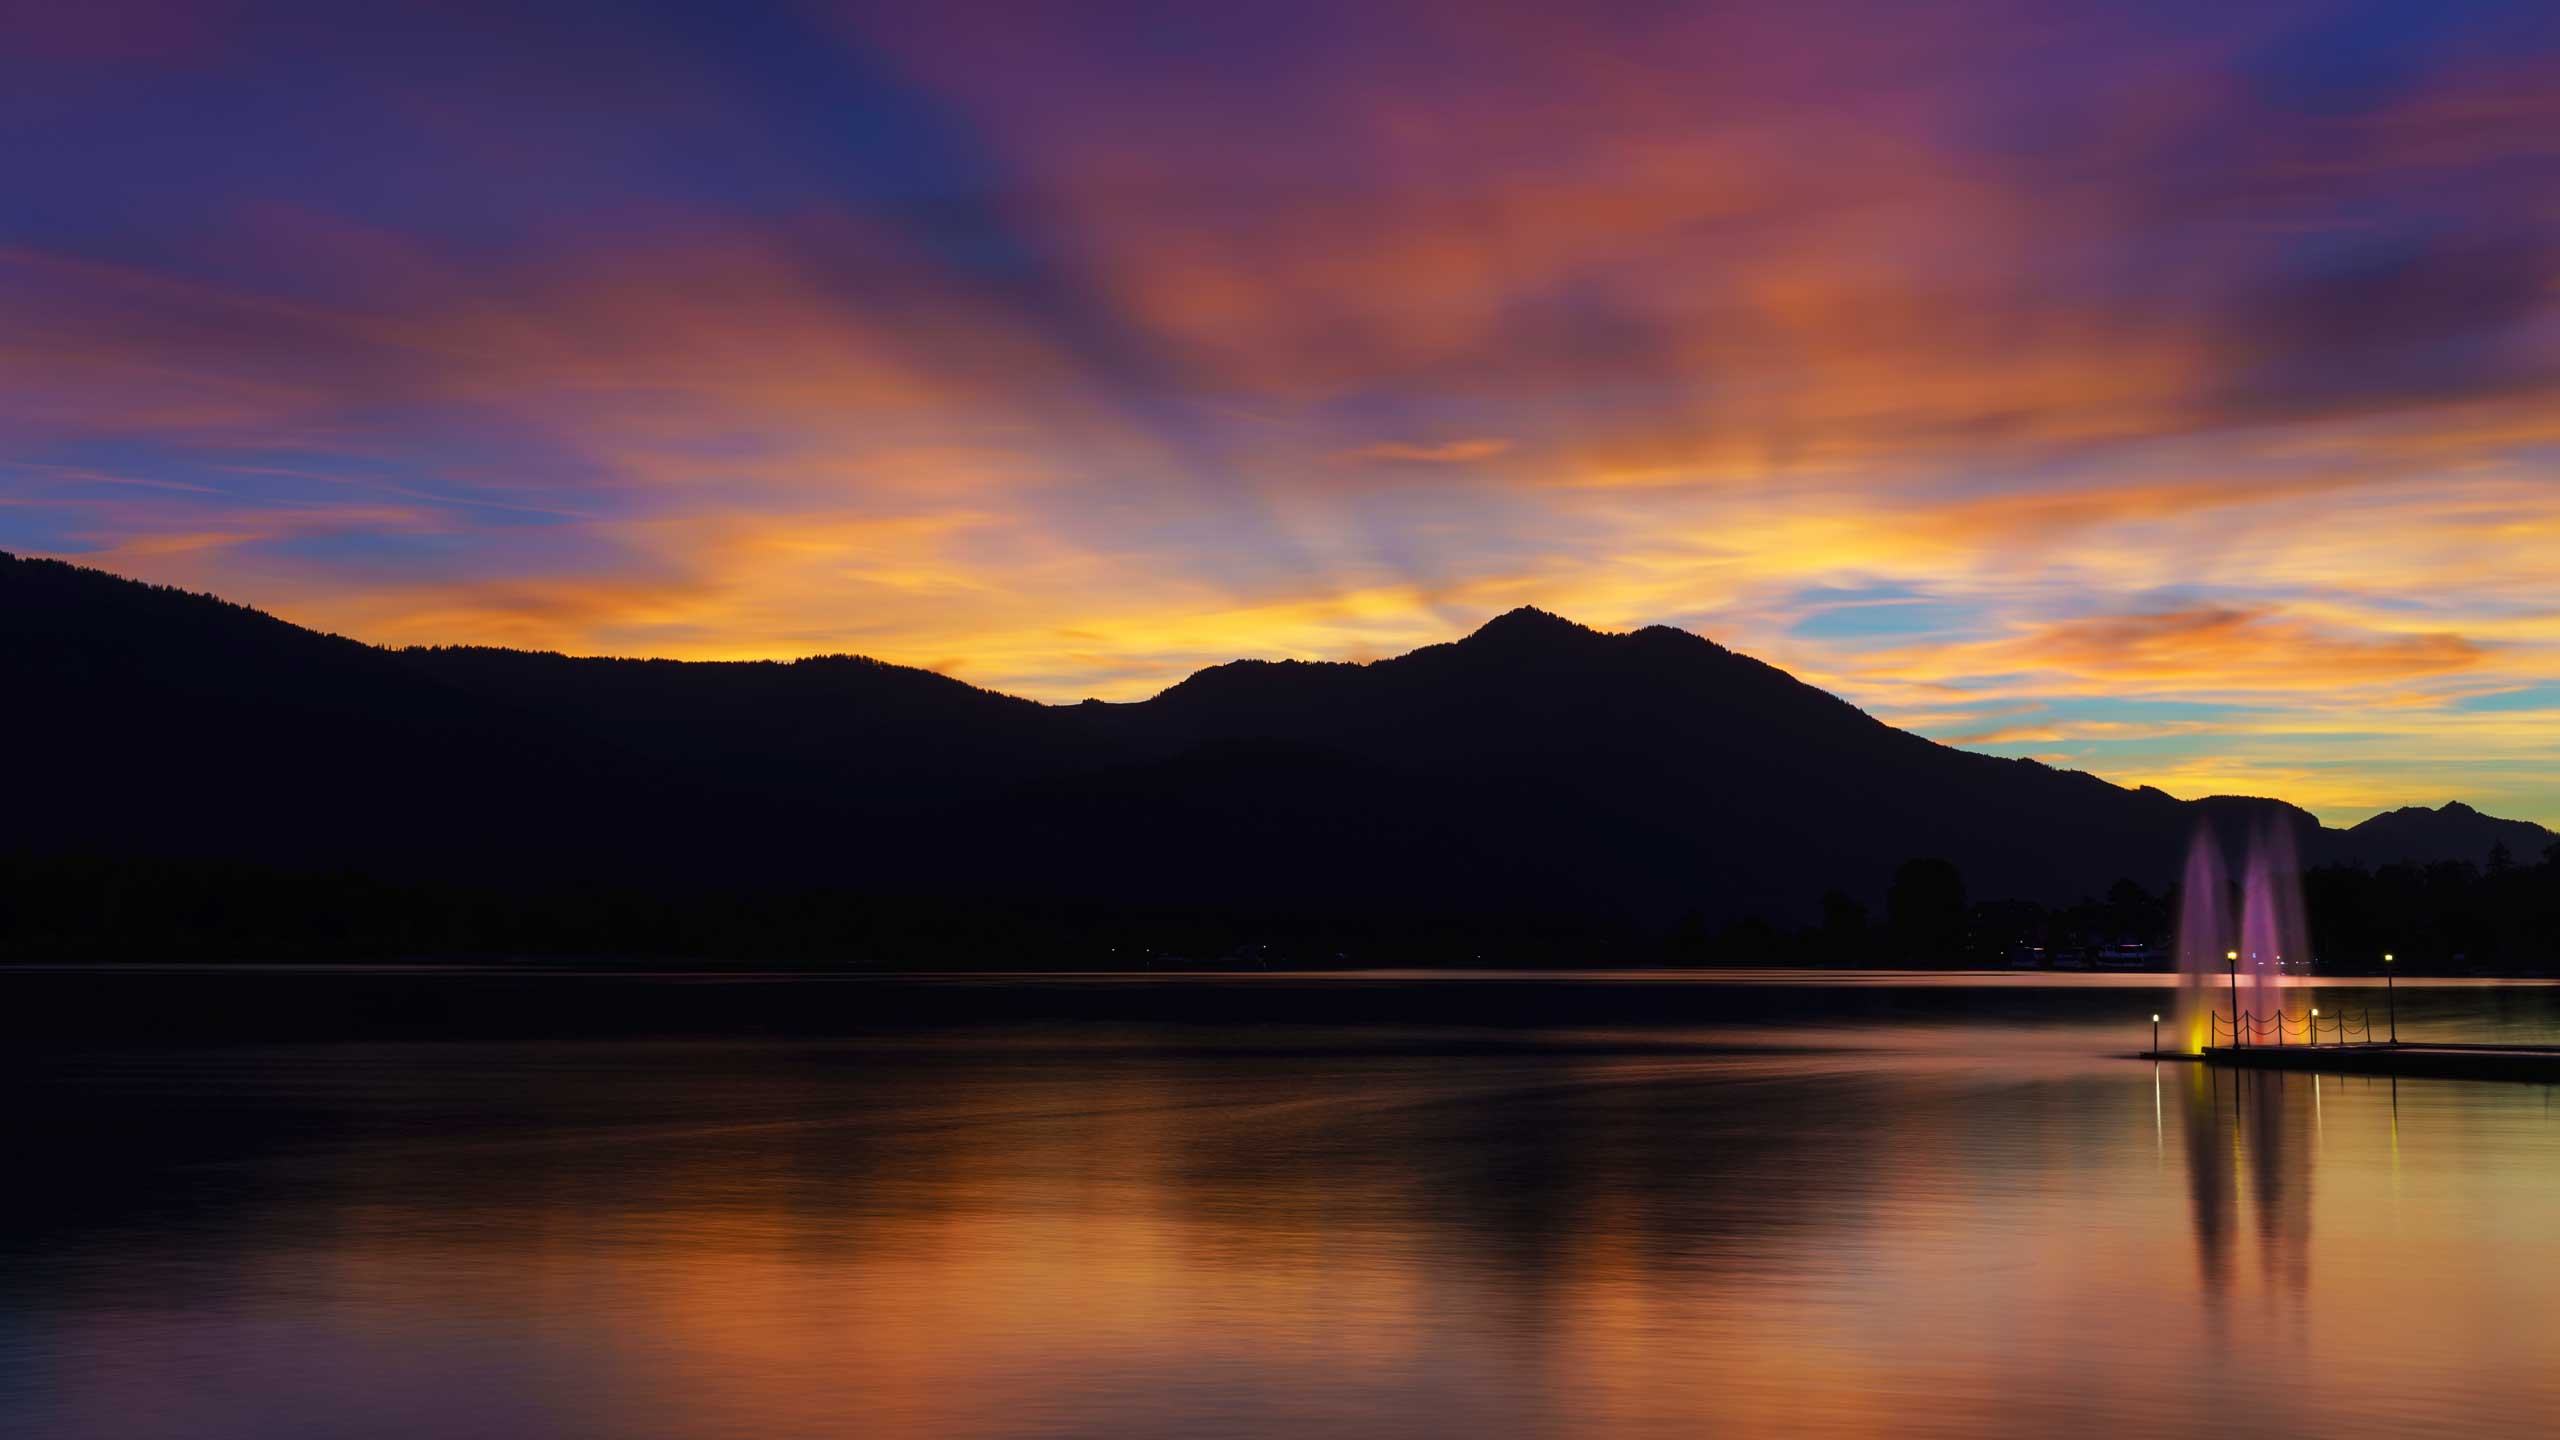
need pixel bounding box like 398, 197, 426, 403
7, 972, 2560, 1438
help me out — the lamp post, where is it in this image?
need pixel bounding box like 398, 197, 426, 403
2227, 950, 2241, 1047
2310, 1007, 2320, 1048
2152, 1013, 2161, 1056
2384, 953, 2396, 1044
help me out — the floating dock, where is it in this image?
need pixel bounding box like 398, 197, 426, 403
2163, 1044, 2560, 1084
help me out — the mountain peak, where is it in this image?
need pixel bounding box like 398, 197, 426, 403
1462, 606, 1596, 646
2340, 798, 2552, 868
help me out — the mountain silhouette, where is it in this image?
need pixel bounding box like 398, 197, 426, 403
2337, 802, 2554, 869
5, 552, 2547, 950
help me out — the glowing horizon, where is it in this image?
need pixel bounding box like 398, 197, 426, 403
6, 2, 2557, 826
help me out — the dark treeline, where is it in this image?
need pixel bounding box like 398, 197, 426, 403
1813, 847, 2560, 973
9, 844, 2555, 971
2299, 845, 2560, 972
0, 850, 1641, 969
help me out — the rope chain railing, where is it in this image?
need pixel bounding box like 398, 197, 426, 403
2204, 1008, 2380, 1048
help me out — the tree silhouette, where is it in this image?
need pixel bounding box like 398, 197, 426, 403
1888, 858, 1968, 966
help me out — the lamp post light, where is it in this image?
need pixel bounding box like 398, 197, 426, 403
2227, 950, 2241, 1047
2385, 953, 2397, 1044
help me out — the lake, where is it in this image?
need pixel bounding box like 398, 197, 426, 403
7, 970, 2560, 1438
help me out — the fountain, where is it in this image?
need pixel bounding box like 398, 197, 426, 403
2174, 826, 2230, 1050
2181, 819, 2324, 1040
2175, 819, 2312, 1050
2237, 818, 2311, 1033
2160, 820, 2560, 1080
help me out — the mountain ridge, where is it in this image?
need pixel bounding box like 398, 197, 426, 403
5, 553, 2547, 939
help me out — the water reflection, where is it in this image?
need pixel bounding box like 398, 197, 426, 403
2179, 1063, 2318, 1314
7, 987, 2560, 1438
2181, 1063, 2239, 1305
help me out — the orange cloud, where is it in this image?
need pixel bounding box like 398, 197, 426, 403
1338, 439, 1513, 464
2002, 608, 2483, 686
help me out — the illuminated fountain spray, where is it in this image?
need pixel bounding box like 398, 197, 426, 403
2236, 819, 2310, 1034
2174, 826, 2231, 1050
2174, 819, 2312, 1048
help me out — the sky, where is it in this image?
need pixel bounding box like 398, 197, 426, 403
5, 1, 2558, 826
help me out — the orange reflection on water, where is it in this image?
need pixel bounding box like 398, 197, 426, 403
16, 1011, 2560, 1438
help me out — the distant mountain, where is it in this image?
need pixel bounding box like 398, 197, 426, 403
2337, 802, 2554, 869
4, 552, 2541, 939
